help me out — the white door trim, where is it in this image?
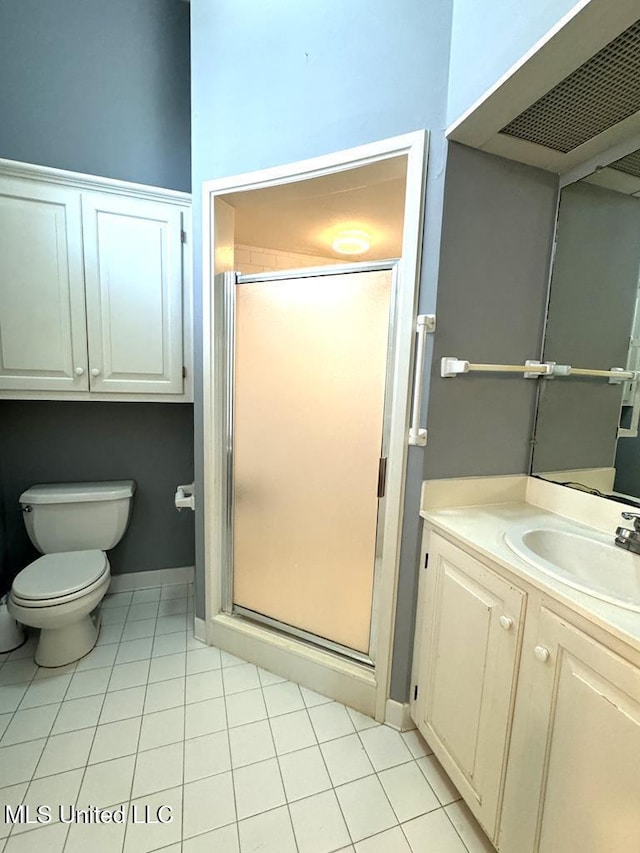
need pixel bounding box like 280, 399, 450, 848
201, 130, 428, 720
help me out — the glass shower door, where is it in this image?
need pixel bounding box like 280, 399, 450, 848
230, 267, 393, 656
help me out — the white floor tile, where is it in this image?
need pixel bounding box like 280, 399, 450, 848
220, 651, 247, 668
89, 716, 142, 764
289, 789, 351, 853
445, 800, 495, 852
185, 670, 223, 703
138, 706, 184, 751
0, 715, 10, 740
100, 686, 146, 724
75, 643, 118, 672
160, 583, 190, 601
358, 725, 413, 771
108, 659, 151, 692
123, 785, 182, 853
78, 754, 136, 807
65, 666, 111, 700
279, 745, 332, 802
335, 774, 398, 843
186, 646, 221, 674
416, 755, 461, 806
183, 771, 236, 837
308, 702, 356, 743
0, 660, 38, 686
65, 817, 126, 853
17, 673, 71, 709
233, 757, 285, 820
270, 709, 317, 754
103, 592, 133, 609
101, 605, 129, 626
155, 615, 188, 636
132, 742, 183, 797
185, 697, 227, 739
378, 761, 440, 823
3, 821, 68, 853
184, 730, 231, 782
223, 663, 261, 696
115, 637, 154, 665
182, 823, 239, 853
121, 618, 157, 642
152, 632, 187, 658
148, 653, 186, 684
144, 677, 185, 714
33, 727, 95, 778
238, 805, 297, 853
300, 686, 333, 708
346, 708, 379, 732
51, 694, 103, 735
402, 809, 467, 853
1, 703, 59, 744
262, 681, 305, 717
0, 684, 28, 715
400, 729, 432, 759
225, 688, 267, 728
320, 733, 375, 786
355, 827, 412, 853
229, 719, 275, 769
127, 602, 159, 623
96, 623, 124, 646
0, 782, 28, 839
0, 739, 46, 787
158, 598, 188, 617
132, 588, 161, 604
16, 768, 83, 834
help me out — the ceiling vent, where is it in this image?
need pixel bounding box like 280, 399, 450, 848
500, 18, 640, 153
609, 147, 640, 178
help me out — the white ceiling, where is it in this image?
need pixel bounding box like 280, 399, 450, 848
222, 157, 407, 260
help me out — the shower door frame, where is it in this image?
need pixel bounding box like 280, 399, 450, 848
201, 130, 428, 721
222, 261, 400, 666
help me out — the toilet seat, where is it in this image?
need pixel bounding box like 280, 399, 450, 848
12, 551, 109, 608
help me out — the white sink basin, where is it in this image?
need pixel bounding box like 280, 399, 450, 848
504, 527, 640, 612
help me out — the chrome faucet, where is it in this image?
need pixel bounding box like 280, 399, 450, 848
615, 512, 640, 555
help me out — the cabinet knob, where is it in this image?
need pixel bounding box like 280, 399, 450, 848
91, 368, 101, 377
534, 645, 551, 663
499, 615, 514, 631
75, 367, 85, 376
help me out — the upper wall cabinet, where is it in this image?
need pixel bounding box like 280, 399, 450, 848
0, 161, 192, 402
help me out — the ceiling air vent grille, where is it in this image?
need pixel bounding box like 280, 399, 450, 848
609, 148, 640, 178
500, 18, 640, 153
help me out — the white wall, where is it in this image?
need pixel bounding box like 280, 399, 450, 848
447, 0, 580, 124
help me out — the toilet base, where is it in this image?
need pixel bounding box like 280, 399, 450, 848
35, 613, 99, 667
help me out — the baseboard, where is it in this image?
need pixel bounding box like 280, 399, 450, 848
108, 565, 194, 592
385, 699, 414, 732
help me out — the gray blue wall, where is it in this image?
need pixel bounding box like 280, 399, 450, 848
447, 0, 578, 124
0, 403, 195, 596
0, 0, 191, 191
0, 1, 194, 585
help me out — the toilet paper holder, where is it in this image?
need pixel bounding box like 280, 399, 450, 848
175, 482, 195, 511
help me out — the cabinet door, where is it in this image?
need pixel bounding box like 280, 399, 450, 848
412, 534, 525, 840
81, 193, 184, 394
500, 607, 640, 853
0, 179, 88, 390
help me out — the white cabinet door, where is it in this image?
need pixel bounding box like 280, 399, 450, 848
0, 179, 88, 390
500, 607, 640, 853
412, 534, 525, 841
81, 193, 184, 394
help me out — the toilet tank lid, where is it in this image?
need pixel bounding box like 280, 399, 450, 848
20, 480, 136, 505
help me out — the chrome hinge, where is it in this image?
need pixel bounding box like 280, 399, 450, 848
377, 457, 388, 499
181, 229, 187, 244
424, 553, 429, 569
413, 685, 418, 701
182, 366, 187, 378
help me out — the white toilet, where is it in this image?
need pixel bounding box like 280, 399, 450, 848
8, 480, 136, 667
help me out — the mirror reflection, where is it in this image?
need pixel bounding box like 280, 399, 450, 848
532, 147, 640, 505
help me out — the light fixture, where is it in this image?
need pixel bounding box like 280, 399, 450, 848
331, 230, 371, 255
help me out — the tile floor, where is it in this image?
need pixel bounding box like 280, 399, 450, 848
0, 583, 494, 853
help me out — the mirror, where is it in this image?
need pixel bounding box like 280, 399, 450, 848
531, 145, 640, 505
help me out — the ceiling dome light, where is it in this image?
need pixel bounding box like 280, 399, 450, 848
332, 230, 371, 255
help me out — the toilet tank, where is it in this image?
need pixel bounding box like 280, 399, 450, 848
19, 481, 136, 554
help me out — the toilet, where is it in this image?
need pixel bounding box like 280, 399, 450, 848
8, 480, 136, 667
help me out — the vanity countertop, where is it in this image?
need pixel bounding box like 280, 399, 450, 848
421, 501, 640, 656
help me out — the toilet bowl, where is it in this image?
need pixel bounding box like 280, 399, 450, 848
8, 480, 135, 667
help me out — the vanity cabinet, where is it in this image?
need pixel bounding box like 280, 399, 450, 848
413, 527, 640, 853
0, 162, 191, 400
412, 533, 525, 839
